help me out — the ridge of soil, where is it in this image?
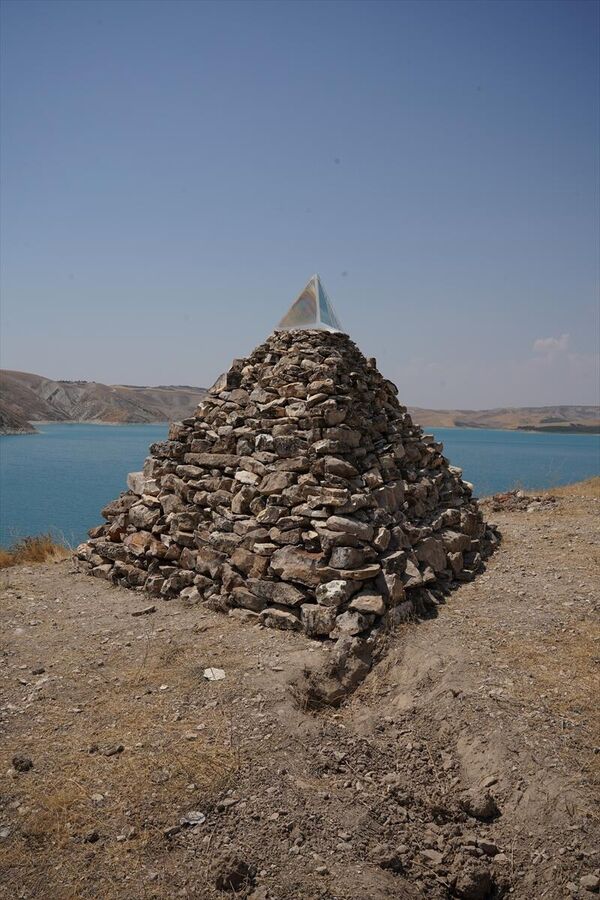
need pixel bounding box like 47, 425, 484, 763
1, 479, 598, 900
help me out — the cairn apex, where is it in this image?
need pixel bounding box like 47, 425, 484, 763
278, 274, 343, 333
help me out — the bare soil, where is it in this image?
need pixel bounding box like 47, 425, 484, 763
1, 480, 598, 900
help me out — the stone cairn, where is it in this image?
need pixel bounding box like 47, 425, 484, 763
77, 329, 499, 643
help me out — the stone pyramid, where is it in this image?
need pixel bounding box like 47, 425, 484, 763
77, 326, 498, 641
278, 274, 342, 332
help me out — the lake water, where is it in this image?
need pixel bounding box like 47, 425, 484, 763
0, 423, 598, 547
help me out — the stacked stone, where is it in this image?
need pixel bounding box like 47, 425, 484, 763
77, 330, 498, 640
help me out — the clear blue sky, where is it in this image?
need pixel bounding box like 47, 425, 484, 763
1, 0, 598, 407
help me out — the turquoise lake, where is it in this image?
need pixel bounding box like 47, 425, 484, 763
0, 423, 598, 547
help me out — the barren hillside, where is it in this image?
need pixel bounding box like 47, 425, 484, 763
412, 405, 600, 433
0, 400, 37, 434
0, 370, 207, 430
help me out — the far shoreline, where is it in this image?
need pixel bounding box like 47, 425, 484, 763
23, 420, 600, 434
31, 419, 170, 426
2, 420, 599, 436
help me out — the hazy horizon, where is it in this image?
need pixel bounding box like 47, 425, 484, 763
1, 0, 599, 408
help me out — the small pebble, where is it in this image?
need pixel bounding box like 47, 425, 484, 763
103, 744, 124, 757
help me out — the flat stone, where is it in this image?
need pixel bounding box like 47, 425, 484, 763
314, 526, 363, 549
252, 542, 279, 556
380, 550, 407, 574
234, 470, 259, 485
373, 526, 391, 551
377, 572, 405, 604
258, 472, 296, 495
278, 381, 307, 399
256, 506, 285, 525
310, 378, 334, 394
274, 455, 310, 473
124, 531, 165, 557
306, 391, 329, 407
301, 604, 336, 636
101, 494, 137, 519
248, 578, 307, 607
238, 456, 267, 476
232, 588, 266, 612
259, 607, 302, 631
388, 599, 415, 624
270, 546, 323, 587
440, 529, 471, 553
402, 559, 423, 588
230, 548, 269, 579
208, 532, 243, 554
325, 516, 374, 541
324, 426, 361, 448
127, 471, 145, 495
329, 546, 365, 569
128, 504, 160, 530
273, 436, 307, 457
228, 608, 260, 624
332, 610, 371, 636
323, 456, 359, 479
318, 563, 381, 581
313, 439, 344, 455
415, 537, 447, 573
316, 579, 357, 608
269, 526, 302, 545
349, 592, 386, 615
184, 453, 239, 468
131, 605, 156, 617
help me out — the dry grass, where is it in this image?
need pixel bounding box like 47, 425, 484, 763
0, 533, 71, 569
502, 620, 600, 781
545, 476, 600, 499
0, 629, 239, 899
0, 731, 236, 899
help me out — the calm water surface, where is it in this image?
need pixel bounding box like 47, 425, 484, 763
1, 423, 598, 547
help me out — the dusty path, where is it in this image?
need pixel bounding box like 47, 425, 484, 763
1, 481, 598, 900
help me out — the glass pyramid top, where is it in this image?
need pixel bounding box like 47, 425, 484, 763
278, 274, 343, 333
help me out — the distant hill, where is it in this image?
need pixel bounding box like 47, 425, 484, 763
1, 369, 597, 434
0, 370, 207, 432
0, 399, 37, 434
412, 405, 600, 433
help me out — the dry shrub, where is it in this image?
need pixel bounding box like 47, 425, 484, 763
0, 533, 71, 569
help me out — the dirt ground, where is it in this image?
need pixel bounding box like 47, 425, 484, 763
1, 479, 598, 900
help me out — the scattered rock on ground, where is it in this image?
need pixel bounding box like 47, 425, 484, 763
12, 754, 33, 772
